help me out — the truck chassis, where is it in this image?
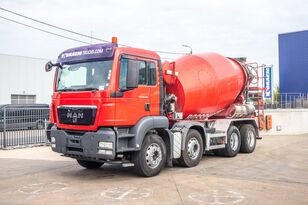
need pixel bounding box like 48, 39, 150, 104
49, 115, 258, 176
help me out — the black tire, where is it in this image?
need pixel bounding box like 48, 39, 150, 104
213, 126, 241, 157
133, 133, 167, 177
178, 129, 203, 167
77, 160, 103, 169
240, 124, 257, 153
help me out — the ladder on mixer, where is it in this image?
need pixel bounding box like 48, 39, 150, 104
245, 63, 266, 131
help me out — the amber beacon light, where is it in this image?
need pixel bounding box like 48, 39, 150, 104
112, 37, 118, 44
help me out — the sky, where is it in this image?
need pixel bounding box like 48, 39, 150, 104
1, 0, 308, 86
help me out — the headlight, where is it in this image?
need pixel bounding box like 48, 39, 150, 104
99, 141, 113, 149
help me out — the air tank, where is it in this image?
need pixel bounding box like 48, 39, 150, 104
163, 53, 249, 119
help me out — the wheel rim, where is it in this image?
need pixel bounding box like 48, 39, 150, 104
187, 137, 200, 160
230, 133, 239, 151
145, 143, 162, 169
247, 130, 255, 147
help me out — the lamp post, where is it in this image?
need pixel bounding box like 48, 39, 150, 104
182, 44, 192, 55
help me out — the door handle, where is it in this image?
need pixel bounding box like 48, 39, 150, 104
144, 103, 150, 111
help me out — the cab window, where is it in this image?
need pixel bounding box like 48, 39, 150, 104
119, 58, 157, 89
148, 62, 156, 85
119, 58, 128, 90
138, 61, 147, 85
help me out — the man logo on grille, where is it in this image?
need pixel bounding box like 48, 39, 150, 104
67, 112, 84, 123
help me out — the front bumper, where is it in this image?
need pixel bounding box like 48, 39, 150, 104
50, 125, 116, 160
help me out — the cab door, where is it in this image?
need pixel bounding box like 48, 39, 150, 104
115, 57, 150, 126
148, 61, 160, 116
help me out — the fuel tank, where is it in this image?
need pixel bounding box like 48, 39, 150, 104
163, 53, 248, 118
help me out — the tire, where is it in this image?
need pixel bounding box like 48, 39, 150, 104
178, 129, 203, 167
240, 124, 257, 153
133, 133, 167, 177
77, 160, 104, 169
213, 126, 241, 157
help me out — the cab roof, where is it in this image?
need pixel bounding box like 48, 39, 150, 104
57, 43, 160, 64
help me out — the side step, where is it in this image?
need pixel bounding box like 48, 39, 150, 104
117, 133, 135, 139
103, 160, 135, 167
122, 162, 135, 168
208, 144, 225, 150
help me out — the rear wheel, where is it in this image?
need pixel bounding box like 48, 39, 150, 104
77, 160, 104, 169
240, 124, 257, 153
214, 126, 241, 157
178, 129, 203, 167
133, 133, 166, 177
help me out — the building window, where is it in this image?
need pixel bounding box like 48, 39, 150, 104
11, 94, 36, 104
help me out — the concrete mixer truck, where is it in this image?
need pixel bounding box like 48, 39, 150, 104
45, 38, 259, 177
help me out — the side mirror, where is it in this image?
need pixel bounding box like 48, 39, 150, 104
126, 59, 139, 89
45, 61, 53, 72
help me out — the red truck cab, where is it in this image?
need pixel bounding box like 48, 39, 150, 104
52, 43, 162, 130
48, 41, 171, 176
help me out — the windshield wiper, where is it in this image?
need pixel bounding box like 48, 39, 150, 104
57, 87, 99, 92
57, 88, 77, 92
74, 87, 99, 91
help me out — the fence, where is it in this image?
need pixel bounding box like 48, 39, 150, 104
264, 93, 308, 109
0, 105, 50, 149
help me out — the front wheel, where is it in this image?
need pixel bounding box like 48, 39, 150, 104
77, 160, 104, 169
133, 133, 166, 177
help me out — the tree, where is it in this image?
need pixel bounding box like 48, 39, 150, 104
273, 85, 280, 103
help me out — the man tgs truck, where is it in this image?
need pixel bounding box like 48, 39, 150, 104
46, 38, 258, 177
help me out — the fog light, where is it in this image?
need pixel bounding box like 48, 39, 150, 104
51, 144, 56, 148
51, 137, 56, 143
99, 141, 113, 149
98, 149, 113, 155
105, 150, 113, 155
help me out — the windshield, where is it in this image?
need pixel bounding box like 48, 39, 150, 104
56, 60, 113, 91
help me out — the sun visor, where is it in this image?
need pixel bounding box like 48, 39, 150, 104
57, 43, 116, 64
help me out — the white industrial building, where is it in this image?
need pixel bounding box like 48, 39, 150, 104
0, 53, 55, 105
